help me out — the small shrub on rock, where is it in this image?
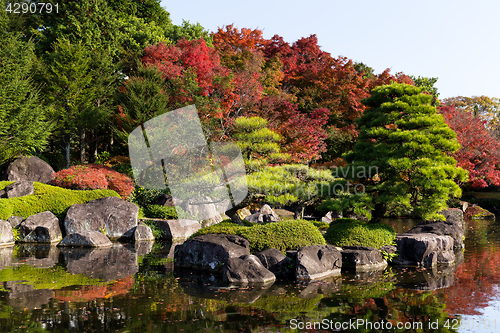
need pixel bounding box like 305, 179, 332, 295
191, 220, 326, 253
324, 218, 395, 248
51, 164, 134, 199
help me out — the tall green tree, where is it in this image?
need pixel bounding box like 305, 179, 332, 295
410, 75, 440, 103
344, 83, 467, 221
0, 7, 51, 165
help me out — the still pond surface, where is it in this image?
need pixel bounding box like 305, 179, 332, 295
0, 217, 499, 333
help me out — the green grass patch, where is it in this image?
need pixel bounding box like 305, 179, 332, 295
0, 264, 106, 291
191, 219, 326, 253
324, 218, 396, 248
143, 205, 178, 219
0, 181, 120, 220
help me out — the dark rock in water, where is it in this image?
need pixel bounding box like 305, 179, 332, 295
255, 248, 294, 281
244, 204, 280, 223
64, 197, 138, 240
4, 281, 54, 310
176, 269, 270, 303
122, 224, 155, 242
394, 233, 455, 266
12, 244, 60, 268
3, 156, 54, 184
7, 216, 23, 228
223, 254, 276, 284
60, 244, 138, 281
406, 221, 464, 249
57, 230, 112, 248
174, 233, 250, 272
398, 264, 456, 290
148, 219, 201, 241
19, 211, 62, 243
295, 245, 342, 281
0, 181, 34, 198
341, 246, 387, 272
295, 276, 342, 299
0, 220, 15, 246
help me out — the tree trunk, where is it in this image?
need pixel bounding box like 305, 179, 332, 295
63, 139, 70, 169
225, 207, 244, 226
370, 203, 387, 223
80, 131, 86, 164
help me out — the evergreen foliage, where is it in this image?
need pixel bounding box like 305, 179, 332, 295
343, 83, 468, 221
0, 12, 51, 165
324, 219, 396, 248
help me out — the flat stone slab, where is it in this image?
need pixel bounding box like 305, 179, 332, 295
394, 233, 455, 267
57, 230, 112, 248
341, 246, 387, 272
295, 245, 342, 281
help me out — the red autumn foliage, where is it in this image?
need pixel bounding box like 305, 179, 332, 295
438, 104, 500, 187
53, 277, 134, 302
51, 164, 134, 199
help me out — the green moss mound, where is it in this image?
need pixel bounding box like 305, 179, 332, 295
324, 218, 395, 248
143, 204, 178, 219
0, 181, 120, 220
191, 220, 326, 253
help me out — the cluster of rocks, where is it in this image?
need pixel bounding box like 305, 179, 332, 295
173, 233, 388, 285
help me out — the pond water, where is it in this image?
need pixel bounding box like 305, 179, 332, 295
0, 217, 499, 333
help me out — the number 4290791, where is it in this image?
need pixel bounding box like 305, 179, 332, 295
5, 2, 59, 14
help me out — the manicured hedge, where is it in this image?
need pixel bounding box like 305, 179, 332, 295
143, 205, 178, 220
324, 218, 396, 248
0, 181, 120, 220
190, 220, 326, 253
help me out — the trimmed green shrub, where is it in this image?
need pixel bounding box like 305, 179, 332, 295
0, 181, 120, 220
141, 220, 167, 240
143, 205, 178, 220
324, 219, 395, 248
191, 220, 326, 253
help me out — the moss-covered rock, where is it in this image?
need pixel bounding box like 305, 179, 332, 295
324, 218, 396, 249
464, 205, 495, 220
191, 220, 326, 253
0, 181, 120, 220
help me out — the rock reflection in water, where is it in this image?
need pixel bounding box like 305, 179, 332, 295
397, 264, 456, 290
13, 244, 61, 268
60, 244, 138, 281
2, 281, 53, 310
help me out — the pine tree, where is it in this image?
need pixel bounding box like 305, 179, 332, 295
0, 11, 51, 165
344, 83, 468, 221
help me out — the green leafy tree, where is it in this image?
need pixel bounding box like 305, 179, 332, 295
0, 8, 51, 165
344, 83, 467, 221
410, 75, 440, 102
232, 116, 289, 172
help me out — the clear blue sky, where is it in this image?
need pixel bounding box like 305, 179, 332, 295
161, 0, 499, 100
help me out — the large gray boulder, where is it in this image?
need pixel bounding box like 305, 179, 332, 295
174, 233, 250, 272
19, 211, 62, 243
341, 246, 387, 272
223, 255, 276, 284
57, 230, 112, 248
3, 156, 54, 183
7, 216, 23, 228
0, 181, 34, 199
0, 220, 15, 246
440, 208, 464, 229
255, 248, 294, 280
295, 245, 342, 281
406, 221, 464, 249
64, 197, 138, 240
132, 224, 155, 241
394, 233, 455, 266
147, 219, 201, 241
244, 204, 280, 223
